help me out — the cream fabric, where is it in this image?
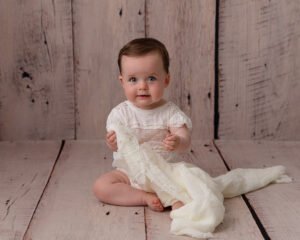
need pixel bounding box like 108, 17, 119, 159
109, 124, 292, 238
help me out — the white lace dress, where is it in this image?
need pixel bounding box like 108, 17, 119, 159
106, 100, 192, 174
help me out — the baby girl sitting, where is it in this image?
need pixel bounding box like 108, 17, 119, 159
93, 38, 192, 211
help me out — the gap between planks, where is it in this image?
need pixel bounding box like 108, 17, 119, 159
215, 140, 300, 240
23, 140, 65, 239
0, 141, 63, 240
213, 140, 271, 240
23, 140, 145, 240
145, 140, 263, 240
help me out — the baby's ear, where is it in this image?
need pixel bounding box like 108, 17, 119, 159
164, 74, 170, 87
119, 75, 123, 84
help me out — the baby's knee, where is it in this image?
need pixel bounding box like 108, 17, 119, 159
93, 177, 110, 201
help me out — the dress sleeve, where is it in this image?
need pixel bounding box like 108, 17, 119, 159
168, 110, 192, 130
106, 108, 123, 132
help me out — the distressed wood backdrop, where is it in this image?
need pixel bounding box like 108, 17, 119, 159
218, 0, 300, 140
0, 0, 299, 141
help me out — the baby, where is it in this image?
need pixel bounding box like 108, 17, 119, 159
93, 38, 192, 211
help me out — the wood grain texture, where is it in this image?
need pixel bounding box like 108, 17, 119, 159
24, 141, 145, 240
146, 0, 216, 140
0, 141, 60, 240
145, 140, 263, 239
0, 0, 74, 140
215, 140, 300, 240
218, 0, 300, 140
74, 0, 145, 139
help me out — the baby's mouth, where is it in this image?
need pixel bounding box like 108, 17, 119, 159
137, 94, 150, 98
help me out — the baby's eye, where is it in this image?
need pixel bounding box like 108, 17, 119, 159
147, 76, 157, 82
128, 77, 137, 83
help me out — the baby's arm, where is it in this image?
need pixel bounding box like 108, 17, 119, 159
163, 126, 191, 152
106, 131, 118, 151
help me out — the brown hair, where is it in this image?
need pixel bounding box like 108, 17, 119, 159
118, 38, 170, 74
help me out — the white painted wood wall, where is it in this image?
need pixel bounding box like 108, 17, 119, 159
0, 0, 299, 141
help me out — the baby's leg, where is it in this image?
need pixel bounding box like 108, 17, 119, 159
93, 170, 164, 211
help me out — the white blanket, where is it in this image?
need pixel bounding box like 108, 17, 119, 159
110, 124, 292, 238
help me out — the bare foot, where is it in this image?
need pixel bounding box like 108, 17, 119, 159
172, 201, 184, 210
143, 193, 164, 212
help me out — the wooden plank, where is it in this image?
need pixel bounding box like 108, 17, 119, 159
146, 0, 216, 140
24, 141, 145, 240
0, 141, 60, 240
0, 0, 74, 140
73, 0, 145, 139
145, 140, 263, 240
215, 140, 300, 240
218, 0, 300, 140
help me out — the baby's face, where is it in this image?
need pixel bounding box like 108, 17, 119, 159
119, 52, 170, 110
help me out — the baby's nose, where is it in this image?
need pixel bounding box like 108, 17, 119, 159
138, 79, 148, 89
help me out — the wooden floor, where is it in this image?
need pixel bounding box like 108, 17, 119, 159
0, 140, 299, 240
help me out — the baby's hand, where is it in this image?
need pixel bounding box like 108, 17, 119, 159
106, 131, 118, 151
163, 132, 180, 151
